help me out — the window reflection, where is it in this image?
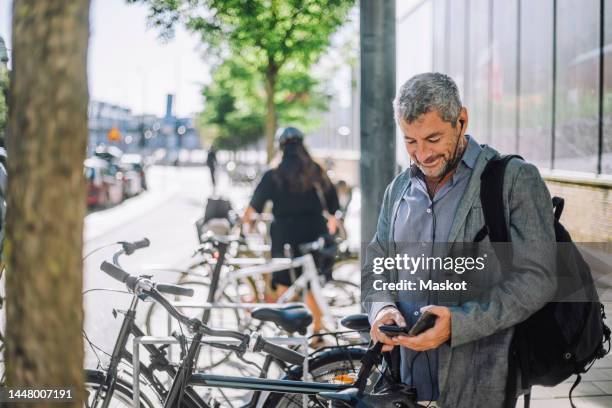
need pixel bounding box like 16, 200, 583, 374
491, 0, 518, 154
602, 0, 612, 175
408, 0, 610, 176
518, 0, 553, 168
466, 0, 490, 144
554, 0, 600, 173
447, 0, 466, 98
432, 0, 447, 72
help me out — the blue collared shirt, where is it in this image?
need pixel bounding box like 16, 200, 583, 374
392, 135, 482, 401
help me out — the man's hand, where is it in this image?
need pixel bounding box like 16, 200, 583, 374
394, 306, 451, 351
370, 306, 406, 352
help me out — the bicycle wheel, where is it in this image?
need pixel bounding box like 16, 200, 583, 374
84, 369, 157, 408
262, 347, 373, 408
323, 279, 360, 309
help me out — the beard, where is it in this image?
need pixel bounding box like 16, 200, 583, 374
414, 155, 450, 178
412, 136, 466, 180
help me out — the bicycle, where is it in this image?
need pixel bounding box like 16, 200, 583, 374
153, 232, 365, 373
145, 233, 360, 344
85, 239, 369, 407
99, 259, 378, 408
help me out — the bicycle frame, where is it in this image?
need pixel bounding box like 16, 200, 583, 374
88, 291, 208, 408
162, 324, 349, 408
214, 254, 336, 329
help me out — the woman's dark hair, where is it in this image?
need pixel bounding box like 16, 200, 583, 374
273, 140, 331, 193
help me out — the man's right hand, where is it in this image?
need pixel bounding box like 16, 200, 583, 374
370, 306, 406, 352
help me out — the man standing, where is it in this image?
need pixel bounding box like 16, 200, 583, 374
363, 73, 556, 407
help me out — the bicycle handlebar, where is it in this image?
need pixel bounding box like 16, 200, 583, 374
250, 333, 304, 366
100, 261, 194, 297
120, 238, 150, 255
100, 260, 305, 366
156, 283, 195, 297
100, 261, 130, 283
112, 238, 151, 267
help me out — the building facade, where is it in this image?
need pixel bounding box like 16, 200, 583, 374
88, 101, 138, 154
87, 95, 200, 156
397, 0, 611, 241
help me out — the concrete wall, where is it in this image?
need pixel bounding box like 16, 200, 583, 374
544, 178, 611, 242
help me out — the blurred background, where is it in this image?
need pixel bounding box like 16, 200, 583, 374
2, 0, 610, 241
0, 1, 611, 405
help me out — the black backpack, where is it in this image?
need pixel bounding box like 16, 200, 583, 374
478, 155, 611, 408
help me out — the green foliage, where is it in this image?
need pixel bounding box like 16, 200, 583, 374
128, 0, 354, 150
198, 57, 265, 149
274, 61, 329, 128
130, 0, 354, 68
198, 54, 328, 149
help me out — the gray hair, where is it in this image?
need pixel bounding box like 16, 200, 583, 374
393, 72, 462, 126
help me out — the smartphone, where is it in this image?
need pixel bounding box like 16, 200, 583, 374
378, 311, 438, 338
407, 311, 437, 336
378, 325, 410, 337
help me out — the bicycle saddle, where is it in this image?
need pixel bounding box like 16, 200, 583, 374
251, 304, 313, 335
341, 313, 370, 332
319, 385, 424, 408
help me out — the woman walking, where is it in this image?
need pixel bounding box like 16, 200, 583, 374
242, 127, 339, 336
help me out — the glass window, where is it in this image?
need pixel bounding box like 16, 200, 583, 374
518, 0, 553, 168
490, 0, 518, 154
465, 0, 490, 144
447, 0, 466, 98
432, 0, 447, 72
554, 0, 600, 173
602, 0, 612, 175
396, 1, 434, 85
396, 1, 434, 168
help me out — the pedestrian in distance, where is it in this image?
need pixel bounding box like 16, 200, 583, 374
207, 146, 217, 191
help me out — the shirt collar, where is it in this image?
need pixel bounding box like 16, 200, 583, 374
460, 134, 481, 170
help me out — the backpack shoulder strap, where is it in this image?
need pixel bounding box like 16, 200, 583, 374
478, 154, 523, 243
480, 155, 528, 408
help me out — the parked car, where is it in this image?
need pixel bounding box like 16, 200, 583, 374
119, 155, 146, 198
85, 157, 123, 208
93, 145, 123, 163
121, 154, 147, 192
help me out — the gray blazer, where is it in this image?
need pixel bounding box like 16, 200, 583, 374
363, 144, 556, 407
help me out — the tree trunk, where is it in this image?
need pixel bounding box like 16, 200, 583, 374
5, 1, 90, 406
264, 70, 277, 163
